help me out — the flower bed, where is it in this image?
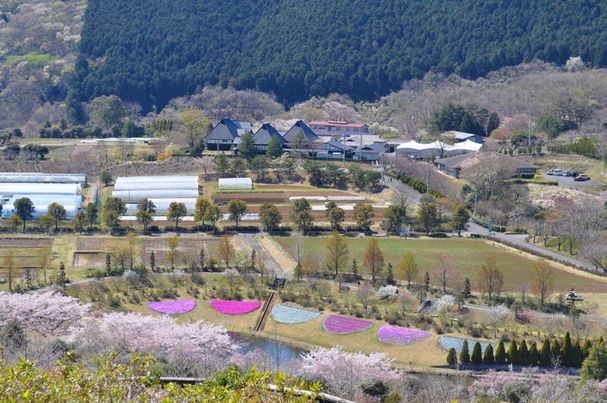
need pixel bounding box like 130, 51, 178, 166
322, 315, 373, 334
377, 324, 432, 345
148, 299, 196, 315
211, 299, 261, 315
438, 336, 495, 353
271, 304, 320, 324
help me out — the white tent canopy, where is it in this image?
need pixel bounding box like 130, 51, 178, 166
396, 140, 482, 158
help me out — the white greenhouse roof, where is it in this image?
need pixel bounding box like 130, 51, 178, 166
112, 189, 199, 203
0, 183, 81, 196
0, 173, 86, 185
114, 181, 199, 191
115, 175, 198, 184
218, 177, 253, 189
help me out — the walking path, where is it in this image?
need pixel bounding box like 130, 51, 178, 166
466, 222, 598, 273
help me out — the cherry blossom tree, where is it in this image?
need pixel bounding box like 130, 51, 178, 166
484, 304, 509, 338
296, 346, 400, 399
67, 312, 237, 377
0, 292, 91, 336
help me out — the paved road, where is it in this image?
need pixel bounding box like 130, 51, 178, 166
544, 174, 603, 189
383, 174, 422, 204
466, 222, 598, 272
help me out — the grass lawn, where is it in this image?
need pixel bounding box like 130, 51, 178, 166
273, 236, 607, 293
261, 313, 447, 369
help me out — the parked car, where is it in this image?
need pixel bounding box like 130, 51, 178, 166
547, 168, 565, 176
574, 174, 590, 181
565, 171, 577, 177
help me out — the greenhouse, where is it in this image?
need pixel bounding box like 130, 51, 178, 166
114, 181, 199, 191
115, 176, 198, 185
1, 195, 83, 219
113, 189, 199, 203
125, 198, 197, 214
217, 177, 252, 190
0, 173, 87, 185
0, 183, 82, 196
113, 175, 199, 215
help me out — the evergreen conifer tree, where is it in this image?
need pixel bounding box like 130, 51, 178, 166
507, 340, 518, 365
551, 339, 561, 365
528, 341, 539, 366
561, 332, 573, 367
483, 344, 494, 364
105, 253, 112, 275
572, 340, 584, 368
150, 250, 156, 272
447, 348, 458, 367
471, 341, 483, 364
351, 259, 359, 278
463, 277, 471, 297
459, 340, 470, 365
539, 338, 552, 367
387, 263, 394, 284
518, 339, 529, 365
58, 262, 67, 287
495, 340, 507, 364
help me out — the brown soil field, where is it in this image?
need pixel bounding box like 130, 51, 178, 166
0, 238, 53, 247
73, 236, 221, 269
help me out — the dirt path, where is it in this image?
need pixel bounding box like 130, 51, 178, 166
256, 235, 297, 275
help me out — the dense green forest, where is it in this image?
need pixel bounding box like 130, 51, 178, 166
76, 0, 607, 111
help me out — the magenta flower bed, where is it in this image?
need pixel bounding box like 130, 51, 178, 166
322, 315, 373, 334
211, 299, 261, 315
148, 299, 196, 315
377, 324, 432, 345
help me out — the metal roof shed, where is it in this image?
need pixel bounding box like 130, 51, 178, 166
218, 178, 252, 190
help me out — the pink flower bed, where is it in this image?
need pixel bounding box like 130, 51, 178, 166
322, 315, 373, 334
148, 299, 196, 315
211, 299, 261, 315
377, 324, 431, 345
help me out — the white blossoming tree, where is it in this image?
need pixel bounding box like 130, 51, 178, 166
67, 312, 237, 377
296, 346, 400, 399
0, 292, 91, 336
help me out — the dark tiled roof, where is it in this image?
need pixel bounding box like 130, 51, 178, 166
253, 123, 286, 145
283, 120, 318, 142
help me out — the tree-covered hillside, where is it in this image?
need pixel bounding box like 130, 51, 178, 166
76, 0, 607, 111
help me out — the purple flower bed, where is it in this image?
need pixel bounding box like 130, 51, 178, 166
322, 315, 373, 334
211, 299, 261, 315
377, 324, 432, 345
148, 299, 196, 315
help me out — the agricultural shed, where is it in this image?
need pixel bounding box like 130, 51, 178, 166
218, 177, 252, 190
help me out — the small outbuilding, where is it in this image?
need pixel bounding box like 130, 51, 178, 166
218, 177, 253, 190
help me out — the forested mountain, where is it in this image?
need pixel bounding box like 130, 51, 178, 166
76, 0, 607, 111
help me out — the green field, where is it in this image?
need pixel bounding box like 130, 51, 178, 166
273, 236, 607, 293
6, 52, 57, 67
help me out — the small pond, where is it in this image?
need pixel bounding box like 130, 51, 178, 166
231, 333, 306, 364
